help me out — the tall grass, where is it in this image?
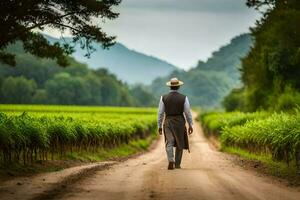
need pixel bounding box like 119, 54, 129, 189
200, 111, 300, 168
0, 105, 157, 165
200, 111, 268, 136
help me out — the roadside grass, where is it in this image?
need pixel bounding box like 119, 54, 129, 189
222, 146, 300, 186
65, 134, 157, 162
0, 134, 157, 180
200, 111, 300, 185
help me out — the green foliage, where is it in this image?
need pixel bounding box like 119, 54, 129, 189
32, 90, 48, 104
222, 88, 245, 111
231, 0, 300, 112
45, 73, 90, 105
0, 43, 146, 106
0, 105, 157, 165
0, 0, 120, 66
130, 85, 156, 107
201, 111, 300, 168
272, 87, 300, 112
221, 113, 300, 166
65, 136, 156, 162
0, 76, 37, 104
0, 42, 84, 87
223, 146, 300, 185
200, 111, 268, 135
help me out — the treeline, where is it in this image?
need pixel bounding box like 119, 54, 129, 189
0, 42, 155, 106
224, 0, 300, 112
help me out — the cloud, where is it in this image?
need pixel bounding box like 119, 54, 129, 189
121, 0, 250, 13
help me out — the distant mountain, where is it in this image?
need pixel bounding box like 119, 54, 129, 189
44, 35, 177, 84
150, 33, 253, 108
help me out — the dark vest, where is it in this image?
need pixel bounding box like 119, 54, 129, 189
162, 92, 186, 116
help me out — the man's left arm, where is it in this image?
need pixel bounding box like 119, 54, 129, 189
184, 97, 193, 134
157, 96, 165, 135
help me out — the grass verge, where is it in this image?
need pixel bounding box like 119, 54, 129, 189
0, 134, 157, 180
222, 146, 300, 186
65, 134, 157, 161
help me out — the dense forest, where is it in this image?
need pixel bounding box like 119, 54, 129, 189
0, 42, 155, 106
150, 34, 253, 108
223, 0, 300, 112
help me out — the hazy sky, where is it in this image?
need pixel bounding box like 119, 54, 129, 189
47, 0, 260, 69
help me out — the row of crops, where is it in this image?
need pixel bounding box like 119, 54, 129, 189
0, 105, 157, 165
200, 111, 300, 168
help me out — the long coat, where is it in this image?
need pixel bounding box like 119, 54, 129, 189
163, 115, 190, 152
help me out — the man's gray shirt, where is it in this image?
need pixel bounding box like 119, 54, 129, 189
157, 90, 193, 128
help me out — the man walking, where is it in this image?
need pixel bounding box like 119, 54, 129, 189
158, 77, 193, 170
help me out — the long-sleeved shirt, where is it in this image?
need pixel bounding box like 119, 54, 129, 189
157, 90, 193, 128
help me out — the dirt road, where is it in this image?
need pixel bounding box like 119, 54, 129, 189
1, 114, 300, 200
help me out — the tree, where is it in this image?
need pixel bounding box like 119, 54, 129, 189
32, 89, 48, 104
0, 42, 142, 106
100, 76, 121, 105
130, 85, 156, 107
84, 73, 103, 105
0, 76, 37, 103
45, 72, 90, 105
246, 0, 276, 11
228, 0, 300, 111
0, 0, 121, 66
222, 88, 245, 111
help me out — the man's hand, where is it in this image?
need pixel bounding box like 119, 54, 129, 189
158, 127, 163, 135
188, 126, 193, 135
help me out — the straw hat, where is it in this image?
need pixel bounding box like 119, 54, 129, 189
166, 77, 184, 87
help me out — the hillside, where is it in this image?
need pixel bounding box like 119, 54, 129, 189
44, 35, 177, 84
150, 34, 253, 108
0, 42, 155, 106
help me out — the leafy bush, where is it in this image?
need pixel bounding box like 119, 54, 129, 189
273, 89, 300, 112
222, 88, 245, 111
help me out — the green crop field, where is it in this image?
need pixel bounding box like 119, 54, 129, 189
200, 111, 300, 168
0, 105, 157, 165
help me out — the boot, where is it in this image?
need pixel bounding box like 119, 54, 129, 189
168, 162, 175, 170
